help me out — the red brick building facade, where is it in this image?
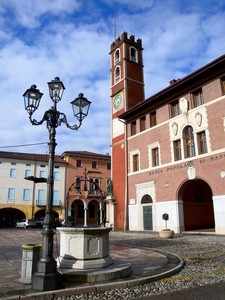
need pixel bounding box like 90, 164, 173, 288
111, 32, 225, 234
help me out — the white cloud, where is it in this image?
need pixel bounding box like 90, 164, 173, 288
0, 0, 224, 155
0, 0, 81, 28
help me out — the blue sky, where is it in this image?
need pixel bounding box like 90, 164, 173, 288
0, 0, 225, 155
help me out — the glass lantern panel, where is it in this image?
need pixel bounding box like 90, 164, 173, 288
71, 93, 91, 122
23, 86, 42, 115
48, 78, 65, 103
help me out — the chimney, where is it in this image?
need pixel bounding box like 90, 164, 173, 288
169, 78, 180, 85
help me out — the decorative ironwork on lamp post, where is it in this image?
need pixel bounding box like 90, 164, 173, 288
23, 77, 91, 291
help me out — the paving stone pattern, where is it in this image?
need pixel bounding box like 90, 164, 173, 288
1, 229, 225, 299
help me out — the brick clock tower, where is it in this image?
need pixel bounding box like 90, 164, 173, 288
110, 32, 145, 230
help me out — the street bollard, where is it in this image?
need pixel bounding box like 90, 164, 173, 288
19, 244, 42, 284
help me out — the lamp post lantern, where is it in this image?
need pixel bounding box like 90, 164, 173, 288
23, 77, 91, 291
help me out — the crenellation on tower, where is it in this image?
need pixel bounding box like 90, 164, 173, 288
110, 32, 142, 52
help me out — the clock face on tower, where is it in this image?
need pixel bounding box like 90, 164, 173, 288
113, 94, 123, 110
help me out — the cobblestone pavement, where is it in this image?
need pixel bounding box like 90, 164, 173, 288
109, 231, 225, 300
1, 228, 225, 299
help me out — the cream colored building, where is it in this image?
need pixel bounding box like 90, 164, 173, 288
0, 151, 67, 227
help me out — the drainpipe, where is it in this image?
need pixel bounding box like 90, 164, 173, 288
124, 121, 129, 231
31, 161, 37, 219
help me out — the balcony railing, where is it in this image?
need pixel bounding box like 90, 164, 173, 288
36, 200, 63, 207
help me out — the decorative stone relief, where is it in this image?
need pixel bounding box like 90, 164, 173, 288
187, 165, 196, 180
87, 237, 99, 256
220, 171, 225, 178
172, 122, 178, 136
195, 112, 202, 127
179, 97, 188, 114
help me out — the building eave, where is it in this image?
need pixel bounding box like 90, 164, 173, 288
61, 151, 111, 161
0, 151, 66, 164
119, 53, 225, 122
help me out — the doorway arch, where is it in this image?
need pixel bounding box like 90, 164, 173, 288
178, 179, 215, 231
141, 194, 153, 230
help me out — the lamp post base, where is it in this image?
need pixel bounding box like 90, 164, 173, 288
32, 271, 62, 291
32, 260, 62, 291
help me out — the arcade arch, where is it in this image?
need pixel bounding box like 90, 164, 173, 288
178, 179, 215, 231
0, 208, 25, 227
70, 198, 106, 227
34, 209, 59, 220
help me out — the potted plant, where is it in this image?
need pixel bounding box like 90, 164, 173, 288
159, 213, 174, 238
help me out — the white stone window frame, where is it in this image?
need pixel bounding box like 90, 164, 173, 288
129, 46, 138, 63
195, 128, 210, 156
114, 48, 120, 64
173, 123, 209, 161
148, 142, 161, 168
171, 138, 183, 163
183, 125, 196, 158
182, 123, 210, 159
130, 149, 140, 173
169, 105, 210, 162
114, 66, 121, 83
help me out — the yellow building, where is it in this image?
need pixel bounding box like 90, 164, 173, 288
0, 151, 67, 227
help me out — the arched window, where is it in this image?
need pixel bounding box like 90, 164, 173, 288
183, 126, 195, 158
114, 49, 120, 64
130, 46, 137, 63
141, 194, 153, 204
115, 66, 120, 83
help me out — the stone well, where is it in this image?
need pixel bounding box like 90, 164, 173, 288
57, 227, 114, 269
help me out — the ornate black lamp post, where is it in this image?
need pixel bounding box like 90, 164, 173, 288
23, 77, 91, 291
